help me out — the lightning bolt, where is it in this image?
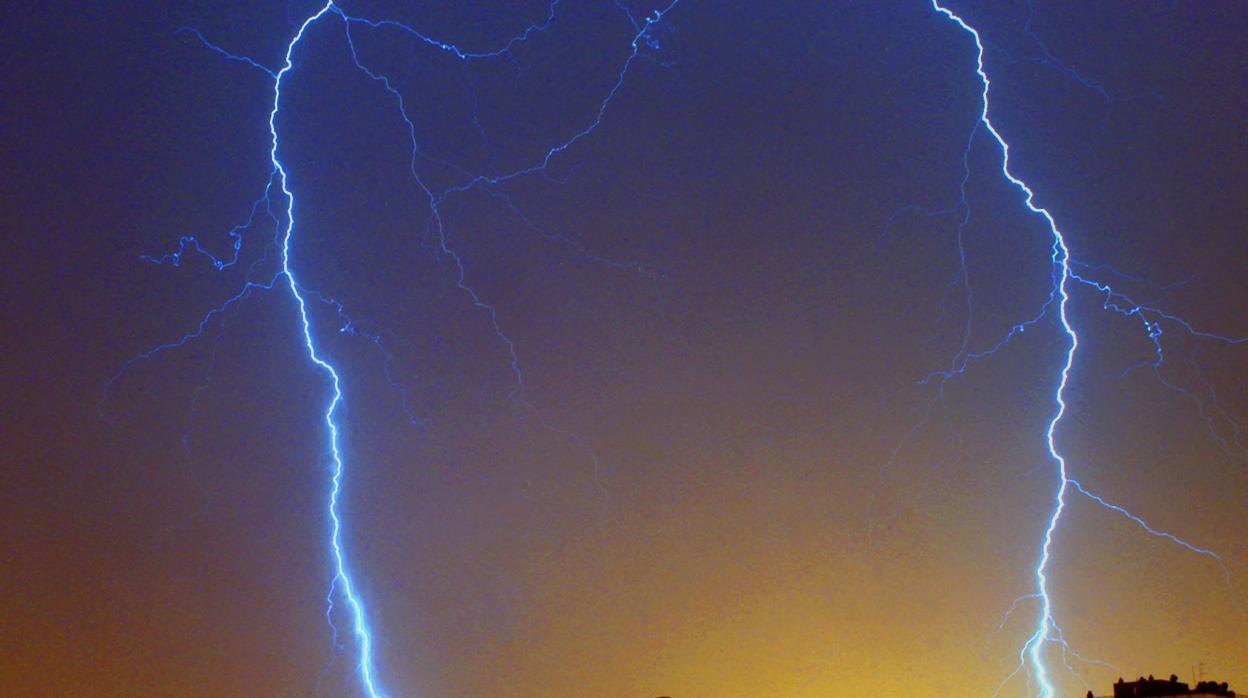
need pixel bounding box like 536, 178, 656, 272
929, 3, 1245, 696
933, 8, 1080, 690
100, 2, 1240, 695
269, 5, 383, 695
104, 2, 681, 695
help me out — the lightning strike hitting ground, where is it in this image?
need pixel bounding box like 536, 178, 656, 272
930, 2, 1245, 695
103, 2, 681, 695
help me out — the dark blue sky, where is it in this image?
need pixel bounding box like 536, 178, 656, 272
4, 2, 1246, 696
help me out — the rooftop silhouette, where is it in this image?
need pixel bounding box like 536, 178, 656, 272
1093, 674, 1237, 697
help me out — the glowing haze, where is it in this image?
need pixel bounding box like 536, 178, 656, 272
4, 1, 1246, 696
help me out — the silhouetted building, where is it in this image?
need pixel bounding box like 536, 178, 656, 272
1090, 674, 1236, 697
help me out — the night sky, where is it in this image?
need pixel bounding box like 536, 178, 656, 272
4, 2, 1247, 696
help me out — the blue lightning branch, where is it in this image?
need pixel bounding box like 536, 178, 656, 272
106, 2, 682, 694
1017, 0, 1162, 128
175, 295, 249, 509
334, 0, 680, 526
928, 3, 1247, 695
140, 194, 269, 270
174, 27, 279, 79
